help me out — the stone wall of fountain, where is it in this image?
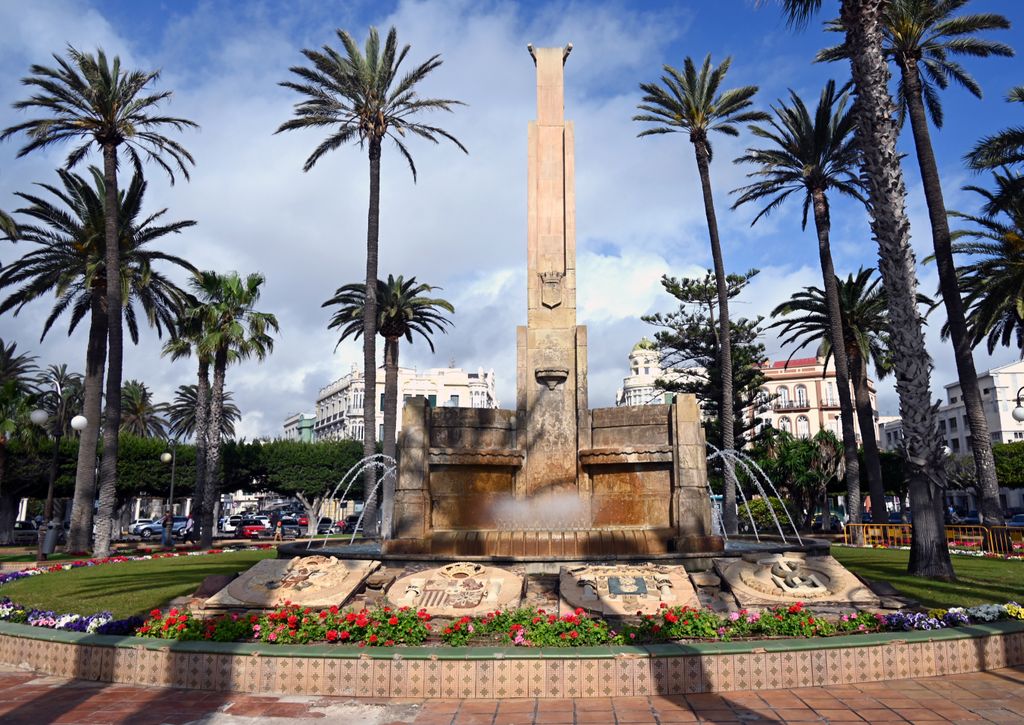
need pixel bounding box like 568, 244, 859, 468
384, 393, 721, 558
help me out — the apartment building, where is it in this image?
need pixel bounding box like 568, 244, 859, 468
308, 364, 499, 442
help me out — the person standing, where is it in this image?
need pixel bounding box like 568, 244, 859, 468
182, 514, 195, 544
161, 510, 173, 548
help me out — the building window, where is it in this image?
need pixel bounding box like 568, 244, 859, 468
644, 367, 650, 375
449, 394, 459, 407
777, 386, 790, 407
951, 439, 960, 452
379, 424, 384, 439
779, 417, 792, 434
796, 415, 810, 438
428, 394, 437, 407
949, 418, 958, 432
794, 385, 808, 407
938, 420, 946, 433
950, 395, 958, 403
380, 393, 385, 412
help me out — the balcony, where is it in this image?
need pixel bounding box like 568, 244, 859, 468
774, 400, 811, 412
820, 398, 841, 409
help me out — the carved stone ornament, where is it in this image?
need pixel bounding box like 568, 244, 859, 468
539, 271, 564, 309
714, 553, 880, 608
535, 366, 569, 390
559, 563, 698, 616
204, 556, 380, 610
387, 562, 523, 617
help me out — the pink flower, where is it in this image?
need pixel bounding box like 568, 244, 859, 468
268, 632, 277, 641
728, 612, 740, 621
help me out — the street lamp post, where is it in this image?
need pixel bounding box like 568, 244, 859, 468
161, 441, 177, 546
30, 382, 86, 560
1013, 387, 1024, 422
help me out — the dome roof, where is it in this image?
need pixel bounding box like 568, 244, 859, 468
632, 337, 657, 352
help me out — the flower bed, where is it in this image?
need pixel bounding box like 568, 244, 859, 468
0, 546, 274, 636
127, 600, 1024, 649
838, 542, 1024, 561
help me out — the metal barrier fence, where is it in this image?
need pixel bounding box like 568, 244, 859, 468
844, 523, 1024, 556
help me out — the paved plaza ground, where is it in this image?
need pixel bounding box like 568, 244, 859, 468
1, 664, 1023, 724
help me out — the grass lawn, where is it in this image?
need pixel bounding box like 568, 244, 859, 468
0, 549, 274, 619
833, 545, 1024, 608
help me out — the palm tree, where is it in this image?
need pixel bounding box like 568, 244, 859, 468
949, 173, 1024, 355
0, 167, 194, 553
966, 86, 1024, 169
818, 0, 1013, 528
168, 384, 240, 441
324, 274, 454, 537
186, 271, 277, 548
277, 26, 467, 533
2, 47, 196, 556
634, 54, 768, 534
120, 380, 169, 438
770, 269, 903, 524
732, 79, 868, 523
0, 340, 38, 394
35, 364, 85, 436
780, 0, 954, 579
0, 209, 16, 240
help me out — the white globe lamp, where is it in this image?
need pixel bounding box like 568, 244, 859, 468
1013, 406, 1024, 423
70, 415, 88, 432
160, 452, 173, 464
29, 409, 48, 426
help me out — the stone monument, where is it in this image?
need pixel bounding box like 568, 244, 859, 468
385, 45, 720, 558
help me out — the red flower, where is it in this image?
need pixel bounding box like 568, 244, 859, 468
340, 630, 350, 640
329, 605, 339, 614
150, 609, 162, 619
569, 630, 579, 639
664, 612, 679, 624
369, 634, 378, 643
388, 616, 399, 625
326, 630, 339, 641
575, 607, 585, 615
287, 615, 298, 627
660, 602, 668, 609
385, 639, 394, 646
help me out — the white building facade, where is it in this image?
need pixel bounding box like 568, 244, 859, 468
615, 339, 686, 406
310, 364, 499, 442
757, 354, 878, 442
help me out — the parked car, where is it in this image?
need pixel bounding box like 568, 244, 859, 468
136, 516, 187, 539
341, 514, 363, 534
238, 517, 269, 539
1007, 514, 1024, 528
961, 510, 981, 525
316, 517, 342, 535
888, 511, 913, 524
128, 519, 154, 536
219, 515, 242, 534
277, 518, 303, 538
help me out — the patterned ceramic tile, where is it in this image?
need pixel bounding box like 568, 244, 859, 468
562, 658, 582, 698
404, 659, 425, 698
289, 656, 311, 695
597, 658, 617, 697
355, 659, 375, 698
634, 658, 652, 696
456, 661, 474, 699
651, 657, 669, 696
748, 652, 768, 691
764, 651, 783, 691
810, 649, 828, 687
473, 660, 493, 699
544, 659, 565, 699
839, 646, 863, 684
613, 657, 634, 696
440, 658, 460, 699
422, 659, 444, 699
579, 658, 600, 698
701, 654, 718, 692
372, 658, 391, 698
825, 648, 843, 686
527, 658, 546, 698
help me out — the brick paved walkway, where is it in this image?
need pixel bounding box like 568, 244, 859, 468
1, 664, 1023, 724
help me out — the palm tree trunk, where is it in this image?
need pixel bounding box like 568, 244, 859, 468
381, 337, 399, 539
66, 297, 106, 553
202, 348, 227, 550
811, 189, 862, 525
850, 348, 887, 519
840, 0, 953, 579
900, 61, 1002, 527
361, 140, 382, 536
191, 360, 211, 541
93, 144, 123, 559
693, 141, 737, 534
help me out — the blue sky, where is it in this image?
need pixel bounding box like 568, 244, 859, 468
1, 0, 1022, 437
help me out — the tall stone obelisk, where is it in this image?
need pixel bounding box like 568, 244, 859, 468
516, 45, 589, 498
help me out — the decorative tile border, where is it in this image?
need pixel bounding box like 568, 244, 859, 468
0, 622, 1022, 698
